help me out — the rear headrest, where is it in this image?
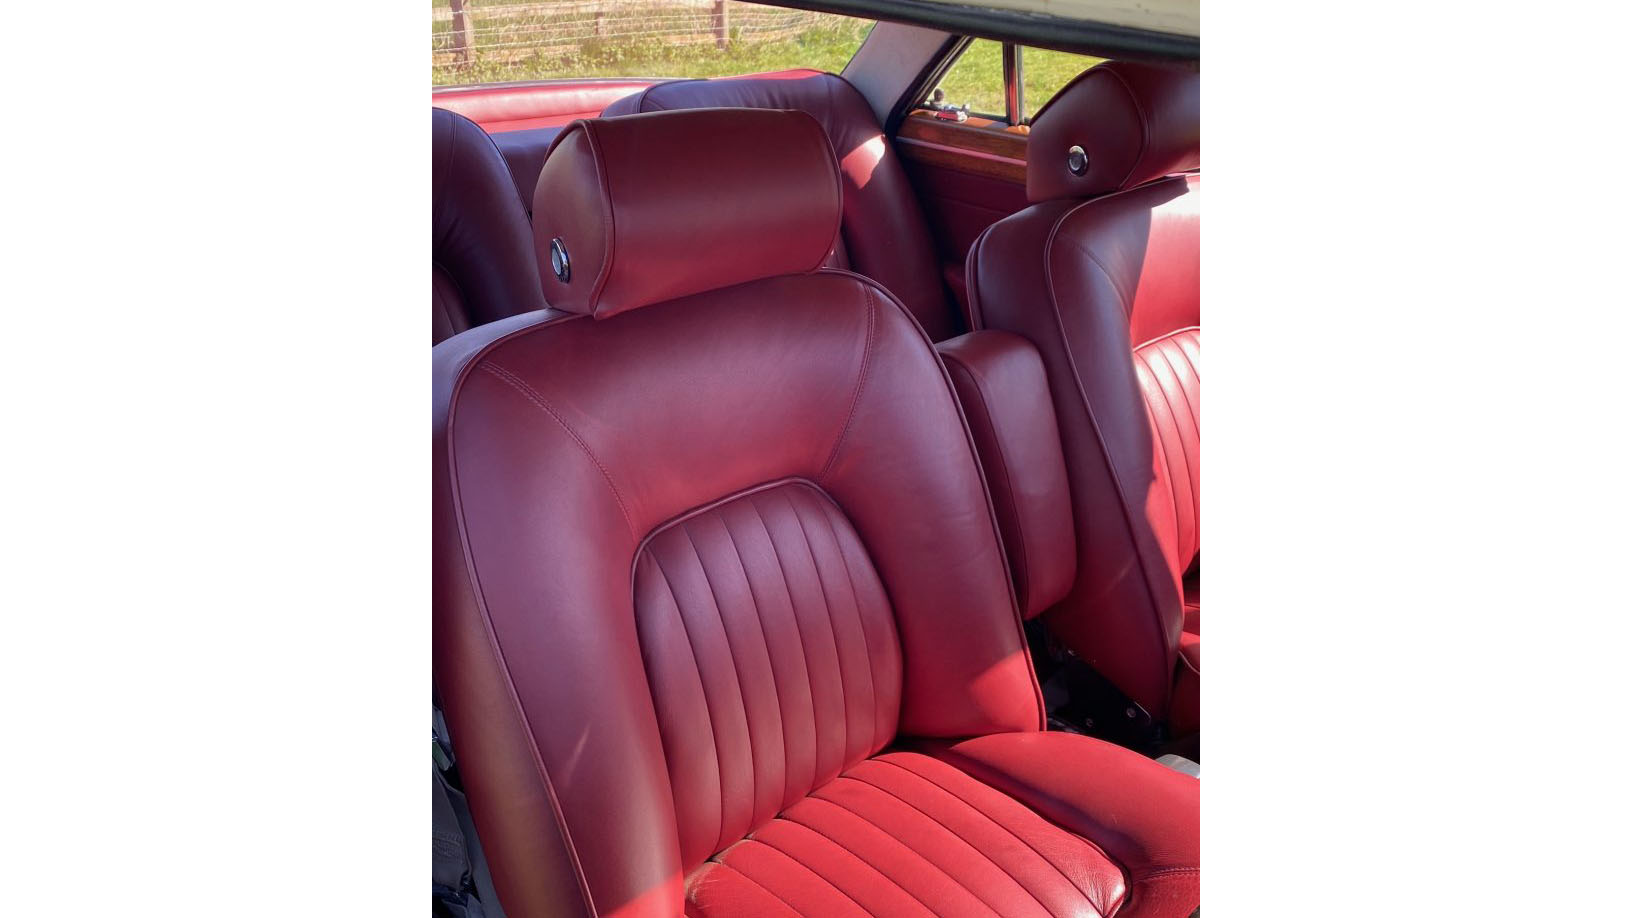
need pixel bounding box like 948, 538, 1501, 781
1027, 61, 1199, 203
532, 108, 842, 319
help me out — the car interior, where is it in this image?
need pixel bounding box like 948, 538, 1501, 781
433, 6, 1201, 916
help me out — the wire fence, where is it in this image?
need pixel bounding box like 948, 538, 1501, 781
431, 1, 836, 72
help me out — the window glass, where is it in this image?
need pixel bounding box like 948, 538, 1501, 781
432, 1, 875, 86
1022, 47, 1107, 121
924, 38, 1005, 118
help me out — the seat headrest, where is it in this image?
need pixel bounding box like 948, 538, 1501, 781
532, 108, 842, 319
1027, 61, 1199, 203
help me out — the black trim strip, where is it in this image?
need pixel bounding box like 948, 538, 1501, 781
758, 0, 1198, 63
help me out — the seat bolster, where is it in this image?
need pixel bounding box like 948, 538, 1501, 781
936, 330, 1076, 618
919, 732, 1199, 916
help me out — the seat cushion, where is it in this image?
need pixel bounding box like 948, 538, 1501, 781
924, 733, 1200, 917
689, 735, 1197, 918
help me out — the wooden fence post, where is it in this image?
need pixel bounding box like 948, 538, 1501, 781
449, 0, 474, 66
713, 1, 730, 50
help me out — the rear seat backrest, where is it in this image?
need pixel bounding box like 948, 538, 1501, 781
431, 108, 546, 343
968, 61, 1200, 723
601, 70, 961, 340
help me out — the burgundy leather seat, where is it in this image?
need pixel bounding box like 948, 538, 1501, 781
432, 107, 545, 344
601, 70, 961, 341
967, 62, 1200, 735
434, 107, 1198, 917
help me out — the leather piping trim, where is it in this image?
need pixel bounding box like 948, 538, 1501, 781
817, 284, 878, 482
479, 361, 636, 537
441, 308, 603, 918
631, 477, 861, 594
816, 267, 1047, 729
1132, 324, 1200, 353
1040, 194, 1180, 707
1101, 66, 1151, 194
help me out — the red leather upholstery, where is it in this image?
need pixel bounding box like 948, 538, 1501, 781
968, 61, 1200, 730
533, 109, 841, 319
936, 331, 1076, 619
433, 107, 1198, 918
433, 80, 656, 133
601, 70, 960, 341
432, 108, 546, 344
1026, 61, 1199, 203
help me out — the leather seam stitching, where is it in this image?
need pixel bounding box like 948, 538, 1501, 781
1142, 340, 1199, 563
738, 837, 874, 916
717, 509, 796, 817
839, 770, 1067, 918
817, 285, 877, 483
706, 860, 806, 917
782, 489, 855, 773
1041, 205, 1175, 705
797, 793, 1002, 916
754, 820, 932, 916
923, 747, 1128, 896
480, 362, 636, 536
812, 501, 891, 756
648, 546, 733, 858
1131, 324, 1200, 352
439, 315, 603, 917
678, 520, 762, 849
748, 492, 823, 797
870, 757, 1108, 914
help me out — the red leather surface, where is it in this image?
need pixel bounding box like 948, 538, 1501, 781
601, 71, 960, 340
936, 331, 1076, 619
432, 108, 546, 344
968, 174, 1200, 721
434, 271, 1049, 916
532, 109, 841, 319
689, 750, 1127, 917
924, 732, 1200, 918
434, 108, 1196, 918
1026, 61, 1199, 204
635, 481, 902, 870
433, 81, 656, 132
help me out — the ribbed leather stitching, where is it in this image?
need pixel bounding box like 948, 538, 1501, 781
1132, 327, 1200, 573
691, 752, 1126, 918
635, 481, 903, 870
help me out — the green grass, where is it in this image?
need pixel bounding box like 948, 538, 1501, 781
932, 39, 1106, 122
430, 3, 1104, 117
432, 4, 874, 86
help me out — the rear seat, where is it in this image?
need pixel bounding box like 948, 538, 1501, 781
431, 108, 546, 343
445, 70, 964, 343
600, 70, 962, 340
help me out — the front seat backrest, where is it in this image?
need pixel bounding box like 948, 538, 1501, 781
601, 71, 960, 341
431, 108, 546, 343
967, 61, 1200, 722
434, 108, 1046, 917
